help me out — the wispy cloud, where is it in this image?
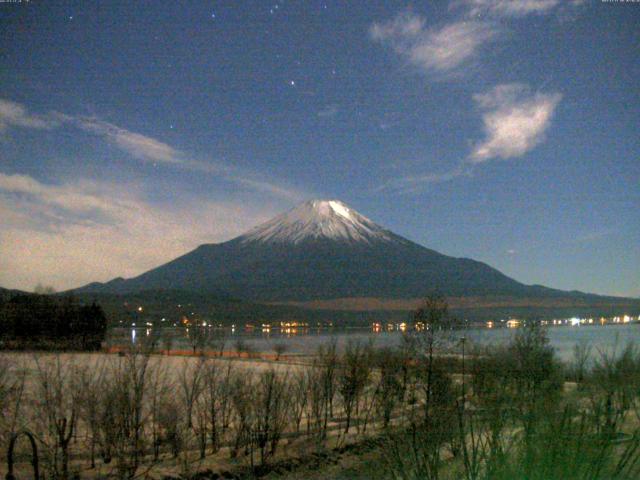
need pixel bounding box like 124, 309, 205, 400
0, 172, 122, 216
470, 83, 562, 162
570, 228, 616, 244
232, 177, 303, 202
1, 99, 303, 201
379, 83, 562, 192
64, 115, 236, 176
0, 172, 279, 291
68, 116, 187, 166
457, 0, 560, 18
370, 0, 585, 79
0, 99, 60, 131
376, 165, 471, 193
370, 12, 497, 76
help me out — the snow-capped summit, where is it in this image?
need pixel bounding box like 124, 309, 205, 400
238, 199, 395, 244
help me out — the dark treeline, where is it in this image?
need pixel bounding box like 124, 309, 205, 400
0, 294, 107, 350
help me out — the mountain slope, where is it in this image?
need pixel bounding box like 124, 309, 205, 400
75, 200, 623, 303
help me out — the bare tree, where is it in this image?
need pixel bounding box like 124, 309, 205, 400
229, 370, 255, 458
77, 361, 107, 468
157, 398, 183, 459
317, 339, 338, 433
0, 356, 26, 447
177, 356, 207, 460
188, 326, 208, 354
306, 364, 325, 440
99, 351, 151, 479
252, 369, 290, 465
148, 359, 172, 461
33, 355, 78, 480
338, 341, 371, 434
374, 348, 405, 429
178, 356, 206, 429
201, 359, 234, 454
289, 369, 309, 435
209, 332, 227, 357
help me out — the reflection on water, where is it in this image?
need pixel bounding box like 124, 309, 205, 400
114, 321, 640, 361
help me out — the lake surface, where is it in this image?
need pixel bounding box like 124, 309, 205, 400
117, 323, 640, 362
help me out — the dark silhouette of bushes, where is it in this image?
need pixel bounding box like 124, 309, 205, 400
0, 294, 107, 350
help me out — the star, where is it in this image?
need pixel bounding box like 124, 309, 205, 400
211, 13, 216, 19
289, 80, 296, 87
68, 16, 74, 21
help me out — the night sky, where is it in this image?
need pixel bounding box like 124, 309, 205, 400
0, 0, 638, 297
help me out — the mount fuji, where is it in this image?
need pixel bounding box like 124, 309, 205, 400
76, 200, 635, 313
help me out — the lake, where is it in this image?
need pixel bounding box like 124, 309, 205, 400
117, 322, 640, 362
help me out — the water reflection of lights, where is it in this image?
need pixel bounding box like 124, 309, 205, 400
125, 312, 639, 347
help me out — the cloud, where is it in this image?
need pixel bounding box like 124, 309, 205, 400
371, 1, 586, 77
458, 0, 560, 18
403, 167, 468, 185
377, 83, 562, 192
0, 99, 60, 131
69, 117, 186, 165
0, 99, 303, 201
0, 172, 279, 291
233, 177, 303, 202
376, 164, 471, 193
470, 83, 562, 162
0, 172, 121, 216
370, 12, 497, 76
57, 114, 231, 175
